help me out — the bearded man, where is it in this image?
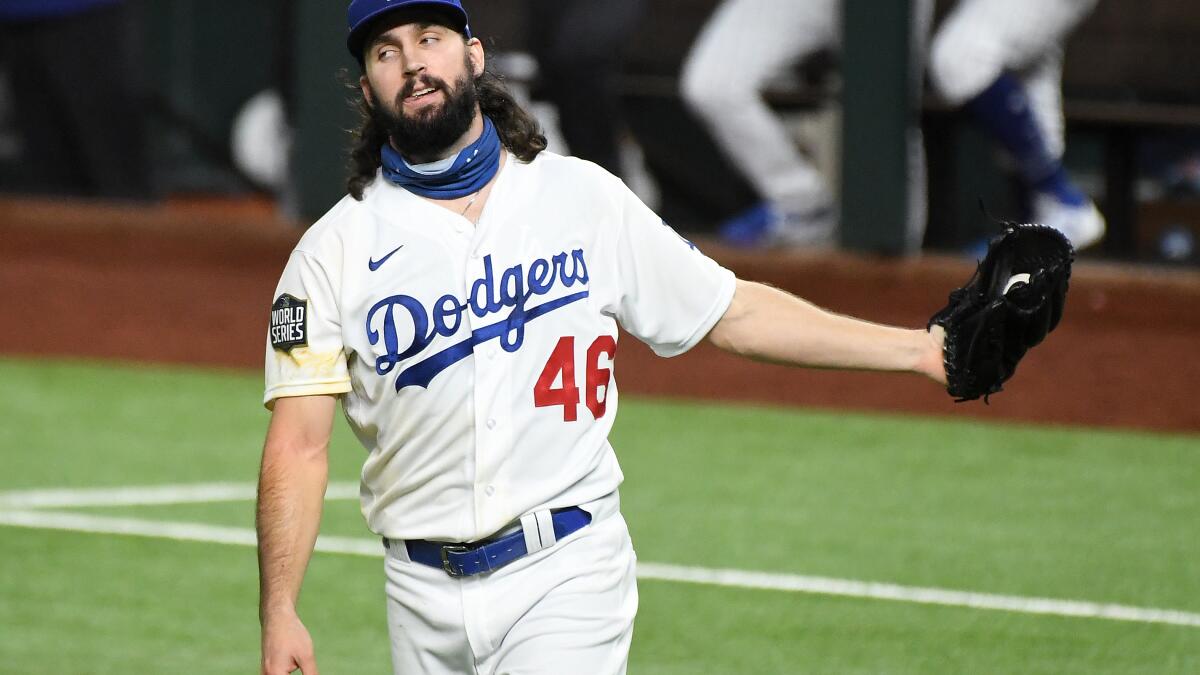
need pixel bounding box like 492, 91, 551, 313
256, 2, 947, 673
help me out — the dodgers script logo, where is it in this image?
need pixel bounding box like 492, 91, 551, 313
366, 248, 590, 390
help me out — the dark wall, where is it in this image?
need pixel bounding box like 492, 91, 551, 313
139, 0, 287, 191
1065, 1, 1200, 103
467, 0, 722, 75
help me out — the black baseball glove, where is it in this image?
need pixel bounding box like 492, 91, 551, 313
929, 224, 1074, 402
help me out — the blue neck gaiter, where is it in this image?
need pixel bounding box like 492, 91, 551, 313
380, 117, 502, 200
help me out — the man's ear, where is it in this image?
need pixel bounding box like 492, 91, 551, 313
360, 75, 376, 108
466, 38, 485, 78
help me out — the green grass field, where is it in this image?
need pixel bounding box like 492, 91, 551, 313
1, 357, 1197, 674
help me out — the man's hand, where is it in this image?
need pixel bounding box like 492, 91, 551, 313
262, 609, 319, 675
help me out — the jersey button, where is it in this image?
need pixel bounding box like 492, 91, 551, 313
486, 418, 497, 430
484, 485, 496, 497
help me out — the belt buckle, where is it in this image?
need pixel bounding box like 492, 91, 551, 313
440, 544, 471, 577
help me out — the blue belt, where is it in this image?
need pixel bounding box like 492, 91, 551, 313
400, 507, 592, 578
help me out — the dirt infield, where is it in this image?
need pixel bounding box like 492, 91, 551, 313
3, 196, 1198, 433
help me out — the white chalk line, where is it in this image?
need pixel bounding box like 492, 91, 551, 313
0, 481, 360, 509
1, 493, 1198, 630
0, 509, 382, 557
634, 562, 1200, 628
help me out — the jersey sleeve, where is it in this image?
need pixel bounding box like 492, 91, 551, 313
263, 250, 352, 409
606, 179, 737, 357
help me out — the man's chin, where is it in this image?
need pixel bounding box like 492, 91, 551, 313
402, 106, 443, 123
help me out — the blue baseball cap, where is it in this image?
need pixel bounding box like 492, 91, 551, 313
347, 0, 472, 61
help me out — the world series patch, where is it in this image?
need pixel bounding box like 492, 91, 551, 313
270, 294, 308, 352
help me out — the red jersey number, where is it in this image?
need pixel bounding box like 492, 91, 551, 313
534, 336, 617, 422
585, 336, 617, 419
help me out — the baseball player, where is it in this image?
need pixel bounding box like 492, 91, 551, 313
929, 0, 1106, 249
680, 0, 932, 250
256, 2, 947, 674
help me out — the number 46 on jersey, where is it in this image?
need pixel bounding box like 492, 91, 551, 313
534, 336, 616, 421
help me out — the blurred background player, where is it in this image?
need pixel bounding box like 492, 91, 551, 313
680, 0, 932, 250
0, 0, 153, 200
929, 0, 1105, 250
526, 0, 645, 177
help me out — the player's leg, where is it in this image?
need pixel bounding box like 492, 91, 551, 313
929, 0, 1104, 248
1013, 47, 1105, 248
383, 545, 479, 674
23, 3, 154, 200
480, 506, 638, 675
1020, 48, 1067, 162
680, 0, 840, 246
2, 17, 89, 196
907, 0, 935, 252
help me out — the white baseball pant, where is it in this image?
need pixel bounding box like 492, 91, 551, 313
681, 0, 840, 210
382, 492, 637, 674
929, 0, 1100, 158
681, 0, 932, 248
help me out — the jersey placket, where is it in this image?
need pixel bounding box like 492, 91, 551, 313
462, 210, 515, 538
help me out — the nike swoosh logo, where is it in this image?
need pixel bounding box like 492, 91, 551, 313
368, 245, 405, 272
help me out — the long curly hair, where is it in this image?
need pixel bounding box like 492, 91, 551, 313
346, 67, 547, 201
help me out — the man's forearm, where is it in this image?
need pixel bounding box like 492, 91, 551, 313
709, 280, 939, 376
256, 439, 328, 622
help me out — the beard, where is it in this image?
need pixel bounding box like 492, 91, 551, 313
370, 62, 479, 161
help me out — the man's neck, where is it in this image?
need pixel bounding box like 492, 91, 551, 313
394, 110, 486, 166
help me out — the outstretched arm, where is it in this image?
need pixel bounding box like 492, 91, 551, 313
257, 394, 336, 675
708, 279, 946, 384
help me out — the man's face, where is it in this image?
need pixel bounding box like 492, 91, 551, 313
360, 14, 486, 159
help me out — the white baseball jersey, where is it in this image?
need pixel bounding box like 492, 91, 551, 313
264, 151, 736, 543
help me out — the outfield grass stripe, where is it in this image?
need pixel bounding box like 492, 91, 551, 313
3, 509, 1198, 629
0, 482, 360, 509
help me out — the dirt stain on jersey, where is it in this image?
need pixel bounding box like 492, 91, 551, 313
275, 346, 347, 379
